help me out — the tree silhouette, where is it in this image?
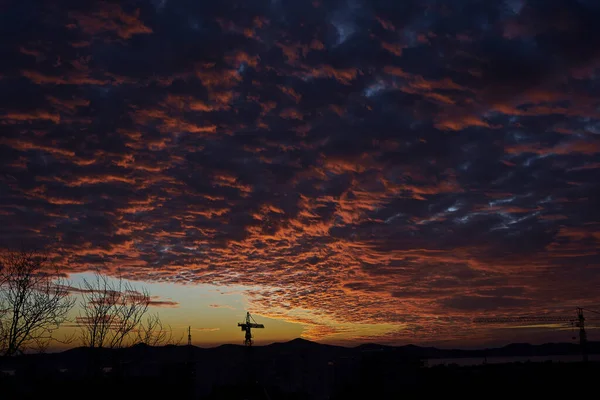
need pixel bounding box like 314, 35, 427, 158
0, 250, 74, 356
137, 312, 181, 346
77, 272, 151, 348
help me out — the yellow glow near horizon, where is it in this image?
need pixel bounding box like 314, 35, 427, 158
50, 273, 304, 350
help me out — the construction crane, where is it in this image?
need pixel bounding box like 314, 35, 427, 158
238, 312, 264, 346
473, 307, 600, 362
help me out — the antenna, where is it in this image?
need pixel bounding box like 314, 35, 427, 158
187, 326, 192, 346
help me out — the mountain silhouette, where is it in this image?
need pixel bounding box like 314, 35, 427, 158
1, 339, 599, 399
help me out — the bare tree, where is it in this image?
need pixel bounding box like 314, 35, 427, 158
136, 313, 181, 346
77, 273, 115, 349
77, 272, 151, 348
109, 287, 150, 348
0, 250, 75, 356
0, 266, 7, 355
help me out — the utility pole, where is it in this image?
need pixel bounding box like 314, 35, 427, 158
185, 326, 195, 398
576, 308, 587, 362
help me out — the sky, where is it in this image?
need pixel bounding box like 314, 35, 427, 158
1, 0, 600, 348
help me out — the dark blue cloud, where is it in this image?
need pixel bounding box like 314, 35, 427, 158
1, 0, 600, 344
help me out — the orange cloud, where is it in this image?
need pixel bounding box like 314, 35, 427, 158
69, 3, 152, 40
279, 108, 303, 120
2, 110, 60, 124
307, 65, 361, 85
381, 41, 404, 56
435, 114, 495, 131
506, 140, 600, 156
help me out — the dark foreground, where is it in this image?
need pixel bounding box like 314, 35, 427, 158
1, 340, 598, 399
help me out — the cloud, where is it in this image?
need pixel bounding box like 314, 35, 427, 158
442, 295, 533, 311
149, 298, 180, 308
192, 328, 220, 332
209, 304, 235, 309
60, 285, 178, 307
1, 0, 600, 345
68, 3, 153, 40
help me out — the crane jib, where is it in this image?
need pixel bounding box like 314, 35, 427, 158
237, 312, 265, 346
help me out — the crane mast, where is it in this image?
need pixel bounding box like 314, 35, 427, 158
237, 312, 265, 346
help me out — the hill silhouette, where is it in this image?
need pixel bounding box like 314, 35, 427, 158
5, 338, 598, 365
2, 339, 599, 399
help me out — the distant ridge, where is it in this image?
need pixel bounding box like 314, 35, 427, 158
4, 338, 597, 400
268, 337, 340, 349
5, 339, 599, 361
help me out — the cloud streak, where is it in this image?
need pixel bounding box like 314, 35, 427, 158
1, 0, 600, 345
